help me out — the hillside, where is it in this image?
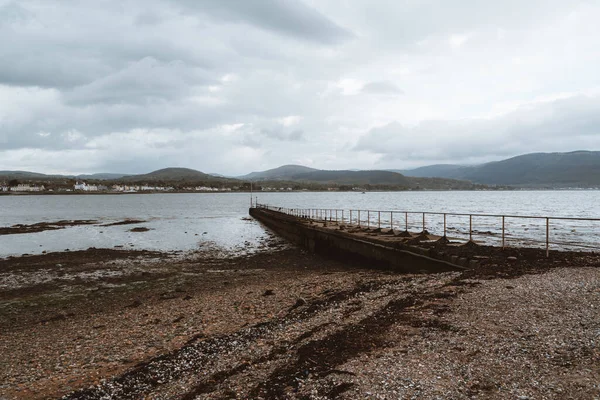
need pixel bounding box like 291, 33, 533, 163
76, 173, 129, 180
391, 164, 473, 180
400, 151, 600, 187
0, 171, 129, 181
239, 165, 319, 180
241, 166, 479, 189
291, 170, 412, 185
0, 170, 52, 180
120, 168, 234, 183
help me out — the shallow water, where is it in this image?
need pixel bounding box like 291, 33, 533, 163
1, 190, 599, 257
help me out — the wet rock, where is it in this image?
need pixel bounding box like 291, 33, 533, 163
126, 299, 143, 308
262, 289, 275, 296
130, 227, 150, 232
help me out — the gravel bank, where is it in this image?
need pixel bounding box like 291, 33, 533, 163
1, 242, 599, 399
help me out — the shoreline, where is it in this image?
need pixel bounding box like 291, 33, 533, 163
1, 244, 599, 399
3, 187, 600, 197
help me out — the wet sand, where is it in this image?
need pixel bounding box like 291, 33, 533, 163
0, 238, 599, 399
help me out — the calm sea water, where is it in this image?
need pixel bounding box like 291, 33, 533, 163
1, 191, 599, 257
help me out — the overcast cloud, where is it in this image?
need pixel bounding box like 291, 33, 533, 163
1, 0, 599, 175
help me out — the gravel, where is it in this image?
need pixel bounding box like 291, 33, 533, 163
1, 244, 599, 399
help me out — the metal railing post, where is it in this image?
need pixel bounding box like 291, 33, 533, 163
405, 212, 408, 231
358, 210, 361, 227
367, 211, 370, 228
390, 212, 393, 230
350, 210, 352, 225
502, 216, 505, 249
378, 211, 381, 229
342, 210, 344, 224
443, 213, 447, 237
546, 217, 550, 257
422, 212, 425, 233
469, 215, 473, 242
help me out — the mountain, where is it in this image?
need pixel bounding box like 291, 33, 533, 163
238, 166, 476, 189
120, 168, 236, 182
0, 170, 52, 180
399, 151, 600, 187
0, 171, 129, 181
291, 170, 412, 186
239, 165, 319, 180
390, 164, 474, 180
76, 173, 130, 180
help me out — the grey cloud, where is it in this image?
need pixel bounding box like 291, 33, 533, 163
0, 3, 216, 89
0, 52, 110, 88
0, 1, 31, 25
361, 81, 403, 95
134, 11, 164, 26
175, 0, 353, 44
260, 128, 305, 141
1, 0, 599, 175
356, 95, 600, 165
62, 57, 212, 105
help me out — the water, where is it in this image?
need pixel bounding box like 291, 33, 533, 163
1, 191, 599, 257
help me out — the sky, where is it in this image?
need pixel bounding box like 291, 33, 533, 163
1, 0, 600, 176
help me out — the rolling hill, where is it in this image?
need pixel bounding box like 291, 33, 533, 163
239, 165, 319, 180
399, 151, 600, 187
120, 168, 235, 183
290, 170, 412, 185
0, 171, 129, 181
238, 166, 477, 189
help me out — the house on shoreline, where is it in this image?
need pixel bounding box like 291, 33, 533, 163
74, 182, 98, 191
10, 184, 45, 192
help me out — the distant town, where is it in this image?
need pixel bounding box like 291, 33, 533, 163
0, 181, 314, 194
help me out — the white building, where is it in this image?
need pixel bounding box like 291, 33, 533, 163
11, 184, 45, 192
74, 181, 98, 191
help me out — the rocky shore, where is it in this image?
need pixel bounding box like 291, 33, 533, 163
0, 236, 599, 399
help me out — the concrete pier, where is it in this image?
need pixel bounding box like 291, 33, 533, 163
250, 207, 472, 273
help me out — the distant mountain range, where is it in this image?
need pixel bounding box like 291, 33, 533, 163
1, 151, 599, 188
0, 171, 130, 180
241, 165, 412, 185
397, 151, 600, 187
235, 164, 475, 189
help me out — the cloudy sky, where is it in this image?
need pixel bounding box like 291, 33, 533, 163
1, 0, 600, 175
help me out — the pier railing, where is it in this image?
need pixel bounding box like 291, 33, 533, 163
254, 203, 600, 255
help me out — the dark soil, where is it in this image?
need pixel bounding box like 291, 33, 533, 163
100, 219, 147, 227
421, 240, 600, 279
129, 227, 151, 232
0, 248, 164, 273
0, 220, 98, 235
2, 240, 599, 399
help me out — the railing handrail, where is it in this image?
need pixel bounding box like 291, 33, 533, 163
253, 202, 600, 256
255, 203, 600, 222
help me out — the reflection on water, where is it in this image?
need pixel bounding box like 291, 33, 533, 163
1, 191, 598, 257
